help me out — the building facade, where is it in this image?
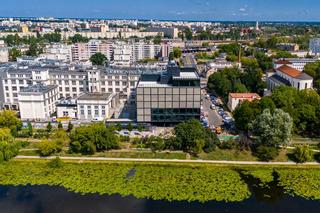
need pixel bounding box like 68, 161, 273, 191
267, 65, 313, 91
18, 84, 58, 121
136, 65, 201, 125
228, 93, 261, 111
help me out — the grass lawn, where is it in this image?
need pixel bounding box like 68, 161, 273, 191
199, 149, 258, 161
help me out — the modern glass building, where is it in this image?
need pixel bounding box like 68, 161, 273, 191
136, 64, 201, 125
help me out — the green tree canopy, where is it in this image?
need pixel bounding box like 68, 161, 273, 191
250, 109, 293, 147
70, 123, 119, 155
90, 52, 107, 66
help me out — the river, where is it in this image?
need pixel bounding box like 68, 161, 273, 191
0, 185, 319, 213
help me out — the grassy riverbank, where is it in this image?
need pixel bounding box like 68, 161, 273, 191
0, 160, 319, 202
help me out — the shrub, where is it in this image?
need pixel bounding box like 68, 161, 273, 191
37, 140, 62, 157
219, 139, 237, 150
255, 145, 279, 162
293, 145, 313, 163
47, 157, 64, 168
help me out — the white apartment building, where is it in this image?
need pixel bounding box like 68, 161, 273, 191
0, 48, 9, 63
18, 84, 58, 121
0, 63, 150, 110
41, 44, 72, 62
72, 40, 162, 66
77, 93, 118, 121
71, 40, 113, 61
309, 38, 320, 55
274, 58, 318, 72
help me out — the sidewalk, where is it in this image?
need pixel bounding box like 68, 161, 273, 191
15, 155, 320, 166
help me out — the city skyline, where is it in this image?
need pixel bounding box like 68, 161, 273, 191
1, 0, 320, 22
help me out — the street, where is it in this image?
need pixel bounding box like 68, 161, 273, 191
201, 92, 223, 128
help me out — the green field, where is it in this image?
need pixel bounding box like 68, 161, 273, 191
0, 160, 319, 202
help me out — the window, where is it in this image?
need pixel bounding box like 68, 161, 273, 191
88, 110, 92, 115
72, 87, 77, 92
102, 110, 106, 116
19, 80, 24, 84
12, 86, 17, 91
95, 110, 99, 116
72, 81, 76, 85
81, 110, 84, 115
65, 88, 70, 92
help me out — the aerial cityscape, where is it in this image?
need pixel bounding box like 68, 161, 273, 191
0, 0, 320, 212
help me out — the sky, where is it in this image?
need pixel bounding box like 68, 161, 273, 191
1, 0, 320, 22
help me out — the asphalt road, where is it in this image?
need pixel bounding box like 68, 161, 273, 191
201, 93, 223, 128
182, 54, 197, 67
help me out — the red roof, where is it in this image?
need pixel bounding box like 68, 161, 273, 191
275, 60, 292, 65
277, 65, 301, 78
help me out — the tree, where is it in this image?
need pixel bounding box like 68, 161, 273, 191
255, 145, 279, 162
250, 109, 293, 148
304, 61, 320, 94
0, 128, 21, 162
173, 47, 182, 59
293, 145, 313, 163
8, 48, 21, 61
67, 122, 73, 132
70, 34, 89, 43
174, 119, 219, 155
184, 28, 193, 40
169, 52, 175, 61
26, 42, 43, 56
153, 34, 162, 44
27, 122, 33, 137
69, 123, 119, 155
0, 110, 22, 130
43, 32, 61, 43
58, 122, 63, 129
37, 140, 61, 157
90, 52, 107, 66
47, 122, 52, 133
127, 123, 133, 131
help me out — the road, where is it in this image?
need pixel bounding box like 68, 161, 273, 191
182, 54, 197, 67
15, 155, 320, 166
202, 93, 223, 128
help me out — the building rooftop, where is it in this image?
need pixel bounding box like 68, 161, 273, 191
275, 60, 292, 65
229, 93, 261, 100
172, 71, 199, 80
277, 65, 313, 80
20, 84, 57, 93
77, 93, 113, 101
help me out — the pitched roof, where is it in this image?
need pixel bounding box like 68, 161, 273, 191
275, 59, 292, 65
277, 65, 301, 78
229, 93, 261, 100
277, 65, 313, 80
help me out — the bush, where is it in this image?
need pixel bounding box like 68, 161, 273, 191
219, 139, 237, 150
37, 140, 62, 157
293, 145, 313, 163
47, 157, 64, 168
255, 145, 279, 162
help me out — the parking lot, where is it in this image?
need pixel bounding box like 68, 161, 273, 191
200, 90, 235, 133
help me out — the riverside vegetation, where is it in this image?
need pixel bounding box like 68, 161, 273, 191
0, 160, 319, 202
